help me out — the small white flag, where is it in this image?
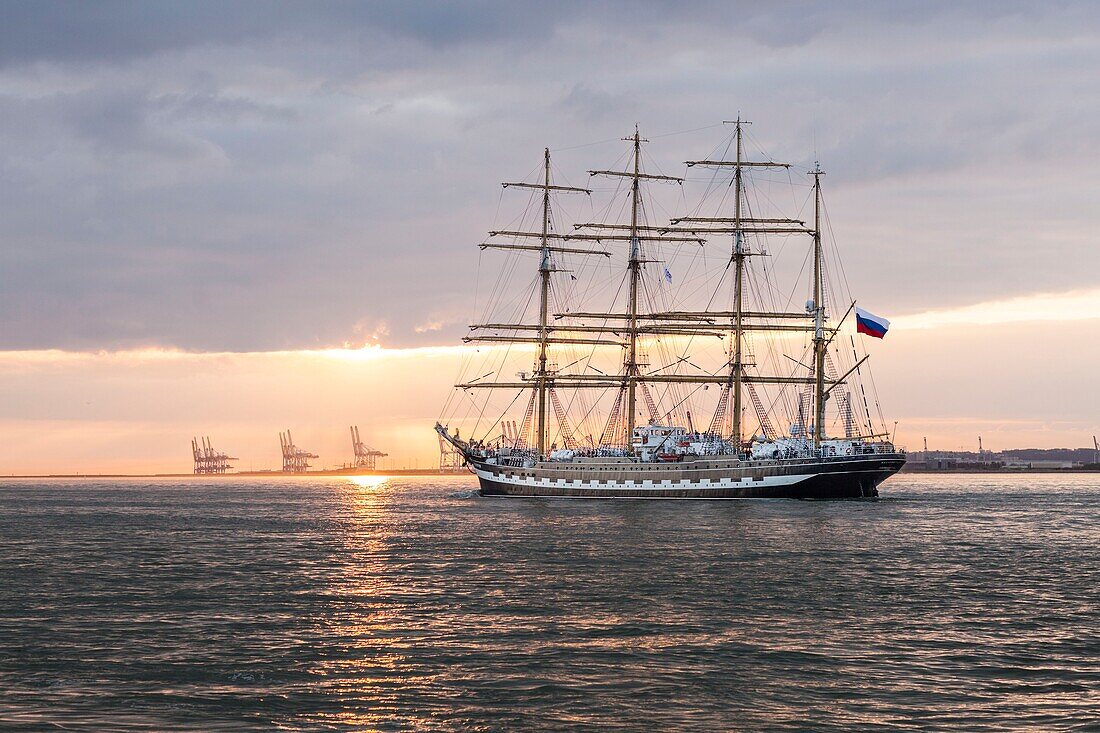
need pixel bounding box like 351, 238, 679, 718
663, 267, 673, 285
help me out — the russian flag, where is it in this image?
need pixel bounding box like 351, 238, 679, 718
855, 307, 890, 339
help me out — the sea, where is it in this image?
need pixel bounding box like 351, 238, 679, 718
0, 474, 1097, 732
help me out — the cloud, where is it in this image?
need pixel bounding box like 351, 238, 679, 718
0, 1, 587, 69
892, 288, 1100, 330
557, 83, 634, 122
0, 1, 1098, 354
5, 2, 1092, 70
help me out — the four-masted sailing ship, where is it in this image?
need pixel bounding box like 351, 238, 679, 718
436, 120, 904, 499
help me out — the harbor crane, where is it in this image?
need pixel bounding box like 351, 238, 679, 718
192, 436, 236, 474
350, 425, 387, 470
279, 430, 318, 473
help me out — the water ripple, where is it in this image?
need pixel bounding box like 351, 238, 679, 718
0, 474, 1097, 731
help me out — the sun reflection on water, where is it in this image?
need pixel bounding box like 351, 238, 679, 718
345, 475, 390, 490
302, 473, 417, 729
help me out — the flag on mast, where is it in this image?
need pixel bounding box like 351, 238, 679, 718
855, 307, 890, 339
663, 267, 673, 285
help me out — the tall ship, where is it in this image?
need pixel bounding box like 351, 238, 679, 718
437, 119, 904, 499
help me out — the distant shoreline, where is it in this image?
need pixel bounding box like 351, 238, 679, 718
2, 469, 470, 479
900, 467, 1100, 474
5, 468, 1098, 479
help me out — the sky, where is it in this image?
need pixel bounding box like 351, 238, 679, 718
1, 1, 1098, 473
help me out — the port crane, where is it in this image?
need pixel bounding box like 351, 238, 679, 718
279, 430, 317, 473
350, 426, 387, 470
192, 436, 236, 474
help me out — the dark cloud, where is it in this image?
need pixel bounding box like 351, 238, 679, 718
0, 1, 585, 68
557, 83, 634, 122
5, 1, 1083, 69
0, 1, 1098, 350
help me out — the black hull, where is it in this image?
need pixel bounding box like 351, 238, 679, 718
473, 455, 904, 500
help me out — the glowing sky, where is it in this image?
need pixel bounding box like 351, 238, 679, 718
1, 3, 1098, 472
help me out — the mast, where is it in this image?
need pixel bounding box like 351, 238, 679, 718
683, 119, 794, 450
731, 117, 745, 448
625, 127, 642, 448
811, 162, 826, 448
537, 148, 551, 458
479, 155, 592, 458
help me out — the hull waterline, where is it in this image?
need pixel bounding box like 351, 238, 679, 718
468, 454, 905, 500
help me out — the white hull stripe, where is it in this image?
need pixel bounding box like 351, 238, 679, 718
473, 468, 814, 491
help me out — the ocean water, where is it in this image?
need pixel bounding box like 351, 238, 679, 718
0, 474, 1097, 731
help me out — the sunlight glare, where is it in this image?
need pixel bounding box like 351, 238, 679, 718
346, 475, 390, 490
